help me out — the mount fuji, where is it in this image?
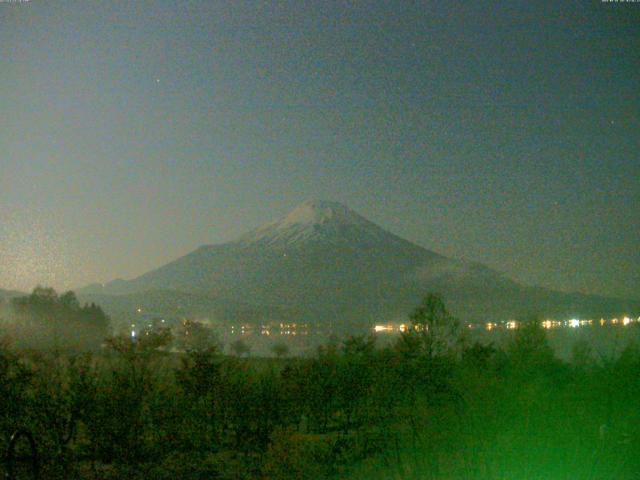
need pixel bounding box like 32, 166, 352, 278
79, 200, 638, 331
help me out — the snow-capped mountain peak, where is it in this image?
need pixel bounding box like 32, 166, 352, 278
277, 200, 366, 226
237, 200, 394, 248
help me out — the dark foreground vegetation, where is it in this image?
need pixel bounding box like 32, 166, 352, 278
1, 292, 639, 479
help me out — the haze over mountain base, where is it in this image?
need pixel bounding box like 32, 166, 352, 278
78, 200, 639, 331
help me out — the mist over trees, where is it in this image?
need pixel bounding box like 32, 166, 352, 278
2, 287, 110, 351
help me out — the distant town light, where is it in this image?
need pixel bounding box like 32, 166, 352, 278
569, 319, 580, 328
374, 325, 392, 332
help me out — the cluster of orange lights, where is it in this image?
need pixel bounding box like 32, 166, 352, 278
229, 323, 309, 336
372, 316, 639, 334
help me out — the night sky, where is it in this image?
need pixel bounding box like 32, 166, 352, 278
1, 0, 638, 299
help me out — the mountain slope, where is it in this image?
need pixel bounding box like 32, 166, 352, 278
80, 200, 639, 329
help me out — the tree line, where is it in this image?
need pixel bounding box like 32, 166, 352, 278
3, 287, 110, 352
0, 292, 638, 479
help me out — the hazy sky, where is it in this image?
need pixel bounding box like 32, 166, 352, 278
1, 0, 639, 299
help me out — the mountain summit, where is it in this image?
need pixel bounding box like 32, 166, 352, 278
271, 200, 362, 226
80, 200, 638, 329
238, 200, 406, 249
